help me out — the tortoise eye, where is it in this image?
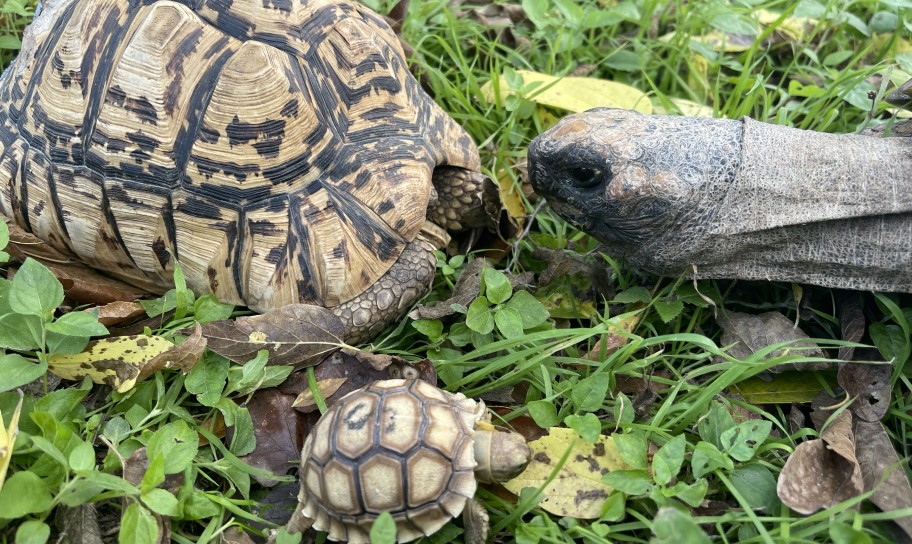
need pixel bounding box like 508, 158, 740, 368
566, 166, 603, 189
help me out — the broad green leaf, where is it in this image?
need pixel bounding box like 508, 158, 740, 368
9, 258, 64, 316
564, 413, 601, 443
142, 454, 165, 493
193, 295, 234, 324
697, 401, 738, 450
650, 507, 711, 544
729, 371, 829, 404
730, 464, 779, 512
505, 290, 550, 328
142, 488, 180, 517
15, 520, 50, 544
120, 503, 158, 544
101, 416, 131, 444
527, 400, 560, 428
721, 420, 772, 462
612, 433, 648, 470
602, 470, 652, 496
45, 311, 108, 337
0, 471, 53, 516
664, 479, 708, 507
146, 420, 198, 474
185, 355, 229, 407
653, 299, 684, 323
571, 373, 612, 412
829, 522, 873, 544
0, 313, 43, 351
481, 70, 652, 114
68, 440, 96, 472
370, 511, 396, 544
0, 353, 47, 392
411, 319, 443, 342
652, 434, 685, 485
869, 323, 907, 362
483, 268, 512, 304
504, 428, 627, 518
691, 441, 734, 478
613, 287, 651, 304
465, 297, 494, 334
494, 307, 524, 339
226, 350, 269, 395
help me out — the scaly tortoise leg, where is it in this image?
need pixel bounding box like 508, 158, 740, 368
330, 233, 438, 344
462, 497, 490, 544
427, 166, 499, 231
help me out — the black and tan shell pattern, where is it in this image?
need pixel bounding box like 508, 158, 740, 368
297, 379, 482, 543
0, 0, 480, 311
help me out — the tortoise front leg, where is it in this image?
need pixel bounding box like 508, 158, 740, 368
462, 497, 490, 544
428, 166, 500, 231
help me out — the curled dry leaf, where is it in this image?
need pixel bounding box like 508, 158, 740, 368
718, 311, 831, 372
503, 427, 627, 518
6, 223, 150, 304
142, 324, 207, 380
220, 526, 256, 544
48, 335, 176, 393
836, 292, 865, 362
837, 362, 892, 422
853, 421, 912, 540
90, 300, 147, 328
777, 406, 864, 514
282, 350, 436, 413
0, 390, 24, 489
200, 304, 344, 367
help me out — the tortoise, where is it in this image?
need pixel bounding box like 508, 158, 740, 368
0, 0, 495, 342
286, 379, 531, 543
528, 108, 912, 293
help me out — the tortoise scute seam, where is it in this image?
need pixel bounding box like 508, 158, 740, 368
0, 0, 480, 314
299, 380, 478, 542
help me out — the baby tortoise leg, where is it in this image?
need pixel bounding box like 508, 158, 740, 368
428, 166, 500, 231
462, 497, 489, 544
331, 235, 436, 344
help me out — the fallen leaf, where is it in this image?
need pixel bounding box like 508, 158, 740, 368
481, 69, 652, 114
503, 427, 628, 518
854, 421, 912, 540
718, 311, 831, 371
200, 304, 344, 367
837, 362, 892, 422
142, 324, 207, 380
729, 371, 833, 404
241, 389, 306, 486
292, 378, 347, 411
90, 301, 147, 328
220, 526, 256, 544
777, 406, 863, 514
836, 292, 865, 362
0, 390, 23, 490
47, 334, 200, 393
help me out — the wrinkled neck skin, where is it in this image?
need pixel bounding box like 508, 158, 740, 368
530, 109, 912, 293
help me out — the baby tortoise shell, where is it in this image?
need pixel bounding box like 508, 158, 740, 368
288, 379, 531, 543
0, 0, 493, 341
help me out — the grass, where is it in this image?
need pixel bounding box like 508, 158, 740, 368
1, 0, 911, 543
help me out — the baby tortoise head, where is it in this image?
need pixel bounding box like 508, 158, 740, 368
472, 420, 532, 483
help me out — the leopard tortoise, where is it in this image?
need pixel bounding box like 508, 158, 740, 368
0, 0, 495, 342
287, 379, 531, 543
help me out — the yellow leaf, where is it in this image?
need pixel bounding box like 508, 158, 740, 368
503, 427, 629, 518
653, 97, 715, 118
48, 335, 175, 393
481, 70, 652, 114
755, 9, 817, 42
495, 167, 527, 223
0, 391, 24, 491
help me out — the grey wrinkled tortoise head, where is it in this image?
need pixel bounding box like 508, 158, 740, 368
529, 108, 912, 293
287, 379, 531, 543
0, 0, 497, 343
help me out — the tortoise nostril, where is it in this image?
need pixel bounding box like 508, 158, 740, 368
567, 166, 602, 189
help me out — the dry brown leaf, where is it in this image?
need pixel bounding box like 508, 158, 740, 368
220, 526, 256, 544
292, 378, 347, 411
142, 324, 207, 380
837, 292, 865, 362
718, 311, 831, 372
91, 300, 147, 327
777, 407, 864, 514
241, 388, 306, 487
200, 304, 344, 367
854, 421, 912, 540
838, 362, 892, 422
